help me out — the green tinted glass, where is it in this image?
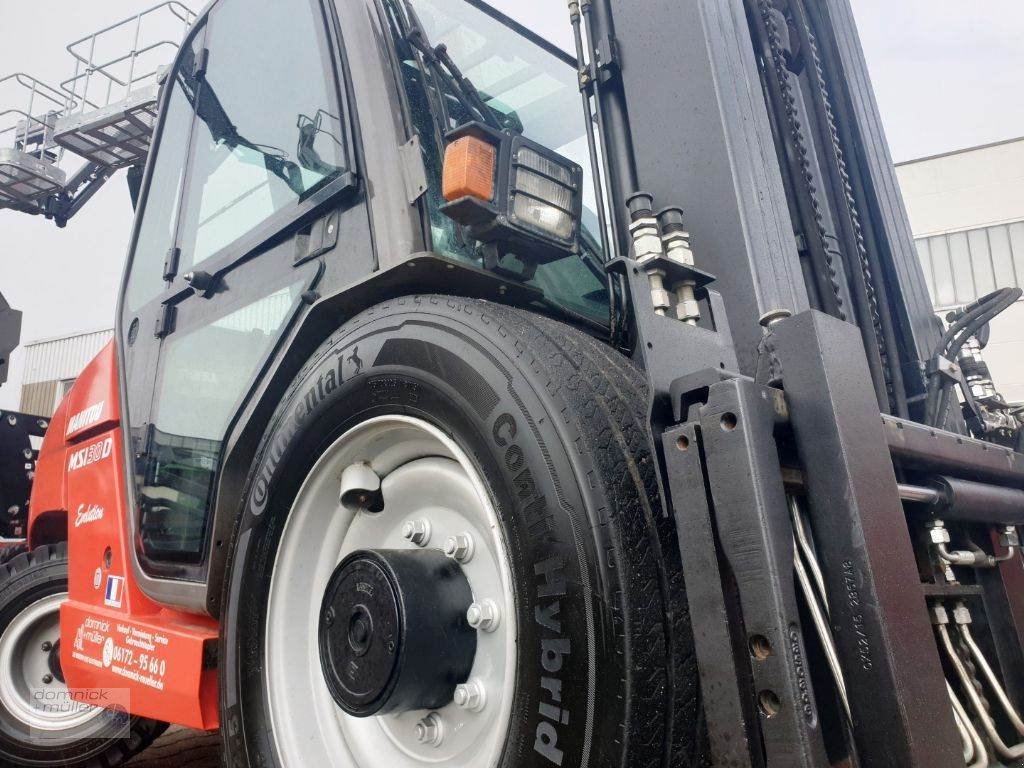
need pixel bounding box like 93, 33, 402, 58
393, 0, 609, 324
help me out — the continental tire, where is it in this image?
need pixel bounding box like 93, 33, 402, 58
220, 295, 705, 768
0, 543, 168, 767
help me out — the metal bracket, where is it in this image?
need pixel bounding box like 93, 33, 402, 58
397, 135, 428, 205
193, 47, 210, 80
154, 303, 176, 338
293, 209, 341, 266
163, 247, 181, 282
606, 255, 737, 402
595, 33, 621, 81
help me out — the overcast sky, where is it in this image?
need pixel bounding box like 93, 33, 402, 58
2, 0, 1024, 409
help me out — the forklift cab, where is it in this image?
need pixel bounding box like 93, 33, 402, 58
117, 0, 607, 607
4, 0, 1024, 766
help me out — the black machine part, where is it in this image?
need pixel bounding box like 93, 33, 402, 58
0, 411, 47, 541
318, 548, 476, 717
912, 475, 1024, 527
0, 291, 21, 388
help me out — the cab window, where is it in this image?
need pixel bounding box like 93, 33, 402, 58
175, 0, 347, 273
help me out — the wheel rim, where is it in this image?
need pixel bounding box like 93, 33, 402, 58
265, 415, 517, 768
0, 592, 105, 732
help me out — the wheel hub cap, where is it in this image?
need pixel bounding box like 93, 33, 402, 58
318, 549, 476, 716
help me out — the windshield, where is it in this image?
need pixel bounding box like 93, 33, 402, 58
389, 0, 609, 324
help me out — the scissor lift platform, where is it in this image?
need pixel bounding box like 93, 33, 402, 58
55, 2, 194, 169
0, 2, 195, 218
54, 83, 160, 168
0, 147, 67, 203
0, 73, 67, 205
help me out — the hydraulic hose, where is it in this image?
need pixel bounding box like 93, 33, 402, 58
925, 287, 1022, 427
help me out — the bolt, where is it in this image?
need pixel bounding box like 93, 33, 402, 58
927, 526, 951, 545
466, 599, 500, 633
42, 674, 53, 684
415, 713, 443, 747
41, 641, 53, 653
22, 448, 33, 460
7, 414, 16, 426
402, 519, 431, 547
925, 519, 950, 545
7, 505, 19, 517
445, 533, 475, 564
453, 679, 486, 712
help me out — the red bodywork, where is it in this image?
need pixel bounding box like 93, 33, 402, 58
28, 342, 220, 731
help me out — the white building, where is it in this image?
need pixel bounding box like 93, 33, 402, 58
18, 328, 113, 417
896, 136, 1024, 404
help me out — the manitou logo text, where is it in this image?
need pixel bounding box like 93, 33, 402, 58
68, 438, 113, 472
66, 401, 105, 435
74, 503, 105, 527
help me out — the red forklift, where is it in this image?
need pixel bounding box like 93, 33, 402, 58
1, 0, 1023, 766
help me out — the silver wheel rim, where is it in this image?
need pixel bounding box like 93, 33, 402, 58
0, 592, 105, 732
265, 415, 517, 768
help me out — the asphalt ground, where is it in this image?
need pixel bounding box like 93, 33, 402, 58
125, 727, 222, 767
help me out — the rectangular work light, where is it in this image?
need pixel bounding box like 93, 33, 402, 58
441, 122, 583, 264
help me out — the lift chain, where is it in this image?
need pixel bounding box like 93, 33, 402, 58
757, 0, 847, 322
789, 0, 894, 406
757, 0, 896, 410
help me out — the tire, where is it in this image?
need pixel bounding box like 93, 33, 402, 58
0, 543, 168, 767
220, 295, 706, 768
1, 543, 28, 565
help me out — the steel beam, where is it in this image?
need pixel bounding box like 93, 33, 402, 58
773, 310, 962, 767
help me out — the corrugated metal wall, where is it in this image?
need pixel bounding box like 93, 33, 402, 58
915, 220, 1024, 308
20, 329, 114, 385
19, 381, 59, 417
18, 329, 114, 416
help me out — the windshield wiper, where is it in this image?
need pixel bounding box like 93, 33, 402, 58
398, 0, 504, 132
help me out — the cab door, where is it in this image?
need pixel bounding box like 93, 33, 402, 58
118, 0, 356, 581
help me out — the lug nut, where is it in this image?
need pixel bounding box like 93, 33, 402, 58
453, 679, 486, 712
415, 712, 443, 746
444, 533, 474, 563
402, 519, 431, 547
466, 599, 500, 633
